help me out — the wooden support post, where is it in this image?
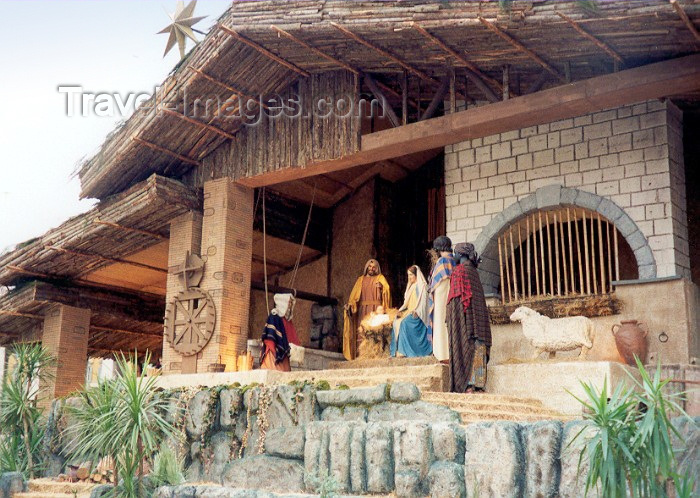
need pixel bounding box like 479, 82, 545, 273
606, 219, 613, 290
503, 65, 510, 100
575, 211, 584, 294
401, 71, 408, 125
538, 212, 545, 295
420, 74, 451, 121
449, 66, 456, 114
614, 224, 620, 282
598, 214, 606, 293
526, 217, 532, 298
553, 213, 561, 295
590, 214, 598, 294
582, 209, 591, 294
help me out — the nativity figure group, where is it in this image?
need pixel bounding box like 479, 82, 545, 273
258, 237, 492, 393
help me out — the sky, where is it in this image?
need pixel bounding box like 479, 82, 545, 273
0, 0, 232, 253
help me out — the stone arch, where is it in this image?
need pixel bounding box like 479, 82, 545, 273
472, 185, 656, 295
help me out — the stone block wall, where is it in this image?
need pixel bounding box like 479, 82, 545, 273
444, 99, 689, 280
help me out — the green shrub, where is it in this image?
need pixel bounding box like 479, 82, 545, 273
570, 358, 693, 497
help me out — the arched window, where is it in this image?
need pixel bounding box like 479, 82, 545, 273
497, 206, 637, 304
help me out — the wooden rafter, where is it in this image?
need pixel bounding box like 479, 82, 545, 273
0, 310, 42, 320
478, 17, 565, 82
670, 0, 700, 43
412, 23, 504, 95
271, 25, 419, 110
331, 22, 437, 87
92, 219, 167, 240
45, 245, 167, 274
91, 325, 162, 338
527, 70, 549, 94
188, 67, 269, 110
159, 108, 236, 140
271, 25, 359, 75
556, 12, 624, 63
132, 137, 201, 166
219, 24, 310, 77
364, 74, 400, 127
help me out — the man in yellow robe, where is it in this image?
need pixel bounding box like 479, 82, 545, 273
343, 259, 391, 360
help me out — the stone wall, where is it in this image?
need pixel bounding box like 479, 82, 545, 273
444, 99, 689, 281
42, 382, 699, 497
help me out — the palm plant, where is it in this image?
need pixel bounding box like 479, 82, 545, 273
570, 358, 693, 497
65, 352, 176, 498
0, 343, 56, 478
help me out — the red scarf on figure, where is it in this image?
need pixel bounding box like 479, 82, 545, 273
447, 263, 472, 312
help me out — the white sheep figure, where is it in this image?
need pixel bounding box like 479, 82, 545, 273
509, 306, 594, 360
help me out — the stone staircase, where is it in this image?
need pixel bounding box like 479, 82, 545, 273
15, 479, 97, 498
421, 391, 576, 424
284, 356, 450, 392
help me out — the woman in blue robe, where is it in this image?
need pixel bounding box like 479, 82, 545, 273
390, 265, 433, 357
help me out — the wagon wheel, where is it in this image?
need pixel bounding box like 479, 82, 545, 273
164, 289, 216, 356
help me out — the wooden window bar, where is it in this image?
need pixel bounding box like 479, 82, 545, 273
498, 207, 621, 304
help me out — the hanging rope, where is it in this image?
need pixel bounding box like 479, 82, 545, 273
261, 187, 270, 312
287, 180, 317, 292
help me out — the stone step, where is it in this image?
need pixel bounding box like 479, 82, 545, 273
421, 391, 575, 425
281, 363, 449, 392
18, 479, 97, 498
327, 356, 440, 370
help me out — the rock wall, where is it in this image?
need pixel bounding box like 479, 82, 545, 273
43, 383, 699, 497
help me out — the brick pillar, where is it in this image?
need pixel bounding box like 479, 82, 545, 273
162, 211, 203, 375
42, 304, 91, 400
198, 179, 254, 372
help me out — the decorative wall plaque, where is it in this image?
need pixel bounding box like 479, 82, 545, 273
164, 289, 216, 356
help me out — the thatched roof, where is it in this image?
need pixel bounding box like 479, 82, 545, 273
0, 174, 201, 289
77, 0, 700, 200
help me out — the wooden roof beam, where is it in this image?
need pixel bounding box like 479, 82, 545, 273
0, 310, 42, 320
236, 54, 700, 188
670, 0, 700, 43
556, 12, 624, 63
331, 22, 438, 87
219, 24, 310, 77
478, 17, 565, 83
45, 245, 167, 274
92, 219, 167, 240
91, 325, 162, 338
412, 23, 505, 97
132, 137, 201, 166
421, 74, 451, 121
364, 74, 400, 127
188, 67, 269, 110
159, 108, 236, 140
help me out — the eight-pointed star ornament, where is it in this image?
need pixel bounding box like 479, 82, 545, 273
158, 0, 207, 59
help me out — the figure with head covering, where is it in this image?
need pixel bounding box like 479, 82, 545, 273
390, 265, 433, 357
343, 259, 391, 360
260, 293, 299, 371
446, 243, 492, 392
429, 236, 456, 363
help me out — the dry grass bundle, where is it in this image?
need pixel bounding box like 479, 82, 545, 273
488, 293, 622, 325
358, 308, 399, 359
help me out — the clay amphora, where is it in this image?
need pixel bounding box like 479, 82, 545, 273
612, 320, 648, 365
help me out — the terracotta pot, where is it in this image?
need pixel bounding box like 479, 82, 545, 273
612, 320, 648, 365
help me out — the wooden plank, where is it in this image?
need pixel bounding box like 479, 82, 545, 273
567, 208, 575, 294
503, 234, 512, 303
546, 212, 554, 295
582, 209, 591, 294
526, 216, 531, 298
237, 55, 700, 187
598, 214, 606, 293
518, 222, 525, 299
498, 234, 505, 304
590, 213, 598, 294
614, 224, 620, 281
533, 214, 540, 296
538, 212, 545, 295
